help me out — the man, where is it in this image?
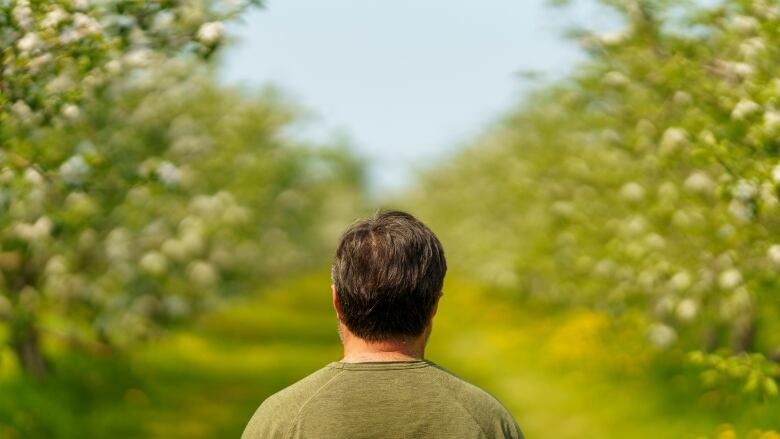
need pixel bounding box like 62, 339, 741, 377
241, 210, 524, 439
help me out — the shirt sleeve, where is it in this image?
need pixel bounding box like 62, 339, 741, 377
499, 414, 525, 439
240, 396, 293, 439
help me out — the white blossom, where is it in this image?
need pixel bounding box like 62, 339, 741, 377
728, 199, 753, 222
27, 53, 52, 72
11, 100, 33, 121
684, 171, 715, 194
732, 62, 755, 78
603, 71, 629, 87
23, 168, 45, 186
197, 21, 224, 44
153, 11, 175, 30
59, 155, 90, 184
12, 0, 33, 30
764, 110, 780, 133
59, 28, 80, 45
676, 299, 699, 322
180, 229, 204, 255
599, 30, 627, 45
655, 295, 675, 315
718, 268, 743, 290
17, 32, 41, 53
673, 91, 692, 106
187, 260, 218, 287
670, 271, 692, 291
740, 37, 766, 60
61, 103, 81, 120
734, 179, 758, 200
623, 215, 646, 236
732, 99, 761, 120
594, 259, 616, 277
33, 217, 54, 239
718, 224, 736, 240
65, 192, 97, 217
620, 182, 645, 202
106, 228, 132, 261
73, 13, 102, 35
105, 59, 122, 75
551, 201, 574, 218
45, 255, 69, 276
728, 15, 759, 33
659, 127, 688, 155
41, 7, 69, 28
0, 169, 14, 184
698, 130, 717, 145
767, 245, 780, 266
161, 239, 188, 261
47, 73, 76, 94
14, 217, 53, 242
156, 161, 181, 186
222, 205, 252, 225
760, 182, 778, 207
644, 234, 666, 250
140, 251, 168, 275
124, 49, 153, 67
648, 323, 677, 348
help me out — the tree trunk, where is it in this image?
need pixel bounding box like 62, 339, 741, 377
11, 322, 47, 377
732, 315, 755, 354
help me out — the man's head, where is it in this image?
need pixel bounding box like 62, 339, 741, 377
331, 210, 447, 342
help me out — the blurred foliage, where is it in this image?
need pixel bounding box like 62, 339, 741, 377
1, 0, 260, 128
3, 0, 780, 437
689, 350, 779, 399
2, 271, 777, 438
700, 425, 780, 439
404, 0, 780, 399
0, 272, 343, 438
0, 0, 366, 376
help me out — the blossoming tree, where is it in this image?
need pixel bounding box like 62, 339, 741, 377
0, 0, 365, 376
410, 0, 780, 398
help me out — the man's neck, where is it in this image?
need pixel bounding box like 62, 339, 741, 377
339, 324, 428, 363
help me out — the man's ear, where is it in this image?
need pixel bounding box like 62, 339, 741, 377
331, 284, 342, 320
430, 291, 442, 318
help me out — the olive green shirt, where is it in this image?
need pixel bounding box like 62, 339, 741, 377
241, 360, 524, 439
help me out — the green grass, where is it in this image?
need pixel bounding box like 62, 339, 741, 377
0, 271, 778, 438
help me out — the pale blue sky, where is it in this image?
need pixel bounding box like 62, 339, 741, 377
219, 0, 613, 195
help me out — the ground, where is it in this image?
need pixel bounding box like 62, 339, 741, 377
1, 271, 776, 438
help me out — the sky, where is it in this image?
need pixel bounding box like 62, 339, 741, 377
219, 0, 613, 196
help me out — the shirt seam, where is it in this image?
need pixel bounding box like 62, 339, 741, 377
435, 372, 491, 439
449, 396, 491, 439
283, 369, 346, 439
327, 361, 433, 371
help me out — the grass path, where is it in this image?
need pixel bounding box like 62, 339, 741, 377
138, 271, 725, 438
1, 271, 770, 438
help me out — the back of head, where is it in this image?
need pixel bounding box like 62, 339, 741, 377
331, 210, 447, 342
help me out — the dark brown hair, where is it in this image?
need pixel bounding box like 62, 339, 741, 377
331, 210, 447, 341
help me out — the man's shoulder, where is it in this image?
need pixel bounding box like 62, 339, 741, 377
264, 364, 343, 408
427, 362, 525, 438
241, 361, 524, 439
241, 365, 343, 439
427, 363, 505, 408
